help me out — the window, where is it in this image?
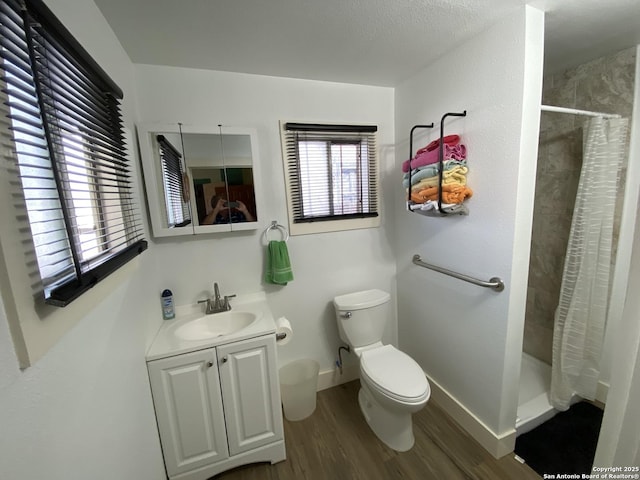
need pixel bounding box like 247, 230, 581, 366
281, 122, 379, 235
0, 0, 147, 306
157, 135, 191, 228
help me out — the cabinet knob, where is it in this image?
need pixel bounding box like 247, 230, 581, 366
221, 356, 228, 364
206, 361, 214, 368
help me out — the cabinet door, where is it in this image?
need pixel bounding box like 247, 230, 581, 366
147, 349, 229, 476
218, 335, 284, 456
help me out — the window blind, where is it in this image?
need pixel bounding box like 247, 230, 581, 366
0, 0, 147, 306
282, 123, 378, 223
157, 135, 191, 228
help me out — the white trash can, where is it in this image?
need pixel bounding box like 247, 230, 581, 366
279, 359, 319, 421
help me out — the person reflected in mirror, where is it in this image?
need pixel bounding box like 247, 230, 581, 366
203, 195, 254, 224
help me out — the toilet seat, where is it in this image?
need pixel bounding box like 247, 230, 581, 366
360, 345, 430, 403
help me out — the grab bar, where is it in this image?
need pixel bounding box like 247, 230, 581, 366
412, 254, 505, 292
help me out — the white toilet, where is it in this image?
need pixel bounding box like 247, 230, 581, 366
333, 289, 430, 452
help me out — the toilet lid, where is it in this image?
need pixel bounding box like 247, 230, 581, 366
360, 345, 429, 401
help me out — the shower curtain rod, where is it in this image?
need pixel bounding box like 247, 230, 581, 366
541, 104, 621, 119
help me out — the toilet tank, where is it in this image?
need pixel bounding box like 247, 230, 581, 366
333, 289, 391, 348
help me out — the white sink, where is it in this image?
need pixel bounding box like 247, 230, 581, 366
174, 311, 260, 341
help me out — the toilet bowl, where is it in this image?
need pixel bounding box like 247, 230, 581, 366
333, 289, 430, 451
358, 343, 430, 451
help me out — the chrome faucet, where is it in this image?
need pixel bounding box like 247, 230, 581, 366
198, 282, 236, 314
213, 282, 222, 309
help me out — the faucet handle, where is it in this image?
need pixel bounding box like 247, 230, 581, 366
223, 294, 236, 310
198, 298, 214, 313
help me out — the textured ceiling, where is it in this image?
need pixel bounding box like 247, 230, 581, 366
94, 0, 640, 86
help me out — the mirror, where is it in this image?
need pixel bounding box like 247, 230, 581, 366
185, 132, 257, 233
138, 124, 261, 237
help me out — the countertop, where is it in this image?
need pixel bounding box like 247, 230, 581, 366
146, 291, 277, 362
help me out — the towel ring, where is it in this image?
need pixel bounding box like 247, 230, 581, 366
263, 221, 289, 243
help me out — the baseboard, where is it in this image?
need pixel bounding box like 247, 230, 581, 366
427, 375, 516, 459
317, 364, 359, 391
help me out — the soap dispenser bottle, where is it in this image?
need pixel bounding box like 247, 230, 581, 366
161, 289, 175, 320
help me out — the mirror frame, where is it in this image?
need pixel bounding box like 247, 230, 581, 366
137, 123, 262, 238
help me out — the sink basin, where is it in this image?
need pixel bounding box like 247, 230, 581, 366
174, 311, 259, 341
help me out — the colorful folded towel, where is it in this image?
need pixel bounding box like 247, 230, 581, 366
417, 134, 460, 155
410, 184, 473, 204
409, 200, 459, 212
402, 143, 466, 173
409, 166, 469, 192
264, 240, 294, 285
402, 159, 467, 188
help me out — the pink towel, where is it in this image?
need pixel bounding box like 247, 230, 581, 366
402, 143, 466, 173
417, 134, 460, 155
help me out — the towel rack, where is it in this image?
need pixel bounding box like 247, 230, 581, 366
407, 110, 468, 216
412, 254, 504, 292
263, 220, 289, 243
407, 123, 434, 209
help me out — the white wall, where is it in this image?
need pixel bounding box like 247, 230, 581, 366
0, 1, 166, 479
133, 65, 396, 375
0, 0, 550, 476
393, 5, 544, 451
0, 4, 395, 478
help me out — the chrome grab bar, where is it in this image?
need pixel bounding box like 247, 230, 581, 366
412, 254, 505, 292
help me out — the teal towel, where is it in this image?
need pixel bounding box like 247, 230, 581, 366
265, 240, 294, 285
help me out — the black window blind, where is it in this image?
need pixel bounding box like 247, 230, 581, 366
0, 0, 147, 306
156, 135, 191, 228
282, 123, 379, 223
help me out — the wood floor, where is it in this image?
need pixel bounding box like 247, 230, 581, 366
216, 381, 540, 479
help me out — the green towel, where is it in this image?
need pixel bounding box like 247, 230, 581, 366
265, 240, 294, 285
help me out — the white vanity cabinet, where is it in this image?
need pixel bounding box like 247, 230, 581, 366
217, 336, 283, 456
147, 334, 285, 480
147, 348, 229, 477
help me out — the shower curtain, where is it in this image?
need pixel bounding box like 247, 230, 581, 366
550, 116, 629, 411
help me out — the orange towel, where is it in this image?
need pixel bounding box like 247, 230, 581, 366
409, 166, 468, 193
411, 184, 473, 204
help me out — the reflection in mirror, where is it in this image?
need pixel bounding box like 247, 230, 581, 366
192, 167, 226, 224
193, 168, 256, 225
156, 134, 192, 228
218, 133, 258, 226
138, 124, 260, 237
182, 132, 258, 227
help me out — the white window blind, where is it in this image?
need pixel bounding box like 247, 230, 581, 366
0, 0, 147, 306
156, 135, 191, 228
282, 123, 379, 224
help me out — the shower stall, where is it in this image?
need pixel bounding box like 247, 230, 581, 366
518, 47, 637, 435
